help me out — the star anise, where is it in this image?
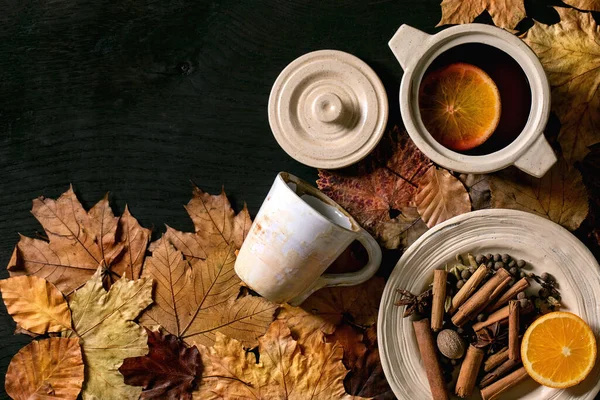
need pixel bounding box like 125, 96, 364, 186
394, 288, 433, 318
474, 322, 508, 353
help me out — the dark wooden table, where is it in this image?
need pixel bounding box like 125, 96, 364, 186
0, 1, 589, 398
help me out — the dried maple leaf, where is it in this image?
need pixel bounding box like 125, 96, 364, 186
0, 275, 71, 334
140, 238, 276, 348
64, 268, 153, 400
119, 328, 202, 399
317, 127, 431, 249
326, 325, 394, 399
197, 320, 368, 399
522, 8, 600, 164
490, 159, 588, 230
163, 186, 251, 262
437, 0, 525, 30
7, 187, 151, 294
415, 166, 471, 228
113, 206, 151, 280
5, 337, 84, 400
276, 276, 384, 347
562, 0, 600, 12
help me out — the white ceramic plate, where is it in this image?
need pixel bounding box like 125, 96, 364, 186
378, 209, 600, 400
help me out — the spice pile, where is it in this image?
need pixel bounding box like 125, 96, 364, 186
396, 253, 561, 399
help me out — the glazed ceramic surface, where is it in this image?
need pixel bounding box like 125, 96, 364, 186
378, 209, 600, 400
268, 50, 388, 169
235, 172, 382, 305
389, 24, 556, 178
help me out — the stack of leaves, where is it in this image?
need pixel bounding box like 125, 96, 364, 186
1, 187, 393, 399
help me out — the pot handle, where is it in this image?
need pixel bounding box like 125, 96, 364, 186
513, 135, 557, 178
389, 25, 432, 71
287, 228, 382, 306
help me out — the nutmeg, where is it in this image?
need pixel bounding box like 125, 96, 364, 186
436, 329, 465, 359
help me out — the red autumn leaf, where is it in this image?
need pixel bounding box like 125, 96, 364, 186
327, 325, 395, 399
317, 127, 432, 249
119, 328, 202, 400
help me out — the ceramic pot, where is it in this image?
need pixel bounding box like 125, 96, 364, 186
389, 24, 556, 177
234, 172, 382, 305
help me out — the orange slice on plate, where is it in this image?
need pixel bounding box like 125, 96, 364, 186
419, 62, 501, 151
521, 311, 597, 389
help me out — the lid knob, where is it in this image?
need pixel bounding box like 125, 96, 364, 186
312, 93, 344, 123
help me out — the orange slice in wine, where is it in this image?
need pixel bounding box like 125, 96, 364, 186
419, 62, 501, 151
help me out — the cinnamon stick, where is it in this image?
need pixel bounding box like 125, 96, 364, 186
449, 264, 488, 314
452, 268, 511, 327
479, 359, 520, 388
431, 270, 447, 332
455, 345, 485, 398
508, 300, 520, 361
485, 278, 530, 313
472, 305, 509, 332
480, 367, 530, 400
413, 319, 450, 400
484, 347, 509, 372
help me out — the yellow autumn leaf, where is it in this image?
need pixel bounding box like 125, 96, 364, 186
437, 0, 525, 30
140, 238, 276, 348
64, 268, 153, 400
5, 337, 84, 400
522, 7, 600, 164
0, 275, 71, 334
562, 0, 600, 12
196, 320, 368, 400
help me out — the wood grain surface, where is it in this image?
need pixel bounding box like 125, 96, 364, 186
0, 1, 594, 399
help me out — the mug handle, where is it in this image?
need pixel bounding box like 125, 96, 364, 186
389, 25, 432, 71
288, 228, 382, 306
513, 135, 557, 178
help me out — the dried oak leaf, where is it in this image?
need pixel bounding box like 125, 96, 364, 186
0, 275, 71, 334
490, 158, 588, 230
437, 0, 525, 30
63, 268, 153, 400
163, 186, 251, 262
326, 325, 394, 399
276, 276, 384, 347
7, 187, 151, 294
196, 320, 368, 400
5, 337, 84, 400
140, 238, 276, 348
119, 328, 202, 399
415, 166, 471, 228
318, 127, 431, 249
522, 8, 600, 164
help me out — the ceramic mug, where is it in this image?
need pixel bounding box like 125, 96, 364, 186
389, 24, 556, 178
234, 172, 382, 305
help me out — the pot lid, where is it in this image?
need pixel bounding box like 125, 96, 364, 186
268, 50, 388, 169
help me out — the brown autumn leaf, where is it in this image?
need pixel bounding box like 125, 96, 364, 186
196, 320, 368, 400
490, 158, 589, 230
7, 187, 151, 294
276, 276, 384, 347
562, 0, 600, 12
113, 206, 151, 280
437, 0, 525, 30
522, 7, 600, 164
458, 173, 491, 211
415, 166, 471, 228
140, 238, 277, 348
5, 337, 84, 400
163, 186, 251, 263
0, 275, 71, 334
317, 127, 431, 249
119, 328, 202, 399
327, 325, 394, 399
